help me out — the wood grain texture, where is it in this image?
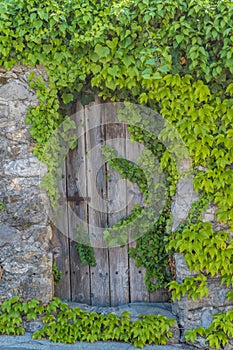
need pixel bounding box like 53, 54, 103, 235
54, 99, 170, 305
104, 103, 129, 306
126, 137, 149, 302
67, 103, 91, 304
53, 163, 71, 300
149, 288, 171, 302
85, 101, 110, 306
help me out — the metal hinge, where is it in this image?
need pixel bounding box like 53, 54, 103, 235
59, 192, 90, 205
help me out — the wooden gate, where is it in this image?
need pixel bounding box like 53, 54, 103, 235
53, 100, 170, 306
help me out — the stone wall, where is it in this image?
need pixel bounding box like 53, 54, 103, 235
0, 66, 53, 304
172, 162, 233, 347
0, 65, 232, 348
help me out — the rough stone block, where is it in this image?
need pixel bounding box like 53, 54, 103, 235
0, 80, 30, 101
3, 157, 45, 177
0, 66, 53, 304
171, 167, 198, 231
172, 255, 233, 345
0, 100, 8, 118
174, 254, 196, 283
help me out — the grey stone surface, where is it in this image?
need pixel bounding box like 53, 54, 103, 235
0, 333, 195, 350
67, 302, 180, 345
171, 159, 198, 232
0, 66, 53, 304
0, 302, 192, 349
0, 333, 196, 350
3, 158, 45, 176
171, 161, 233, 348
20, 302, 180, 345
172, 254, 233, 344
173, 254, 195, 283
172, 253, 233, 342
0, 80, 29, 100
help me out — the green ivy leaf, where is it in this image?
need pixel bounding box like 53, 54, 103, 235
94, 44, 110, 58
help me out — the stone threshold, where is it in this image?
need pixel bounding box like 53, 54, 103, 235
24, 302, 183, 346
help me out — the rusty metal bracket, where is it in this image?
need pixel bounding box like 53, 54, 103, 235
59, 192, 90, 205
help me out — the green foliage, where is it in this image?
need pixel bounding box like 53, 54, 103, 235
169, 274, 209, 302
25, 72, 61, 157
33, 302, 175, 348
1, 1, 233, 347
40, 116, 77, 209
74, 225, 96, 266
101, 126, 177, 290
167, 198, 233, 347
185, 310, 233, 350
0, 296, 45, 336
76, 243, 96, 267
167, 206, 233, 305
52, 262, 62, 286
0, 201, 5, 210
102, 144, 148, 196
0, 296, 24, 336
0, 297, 175, 348
1, 0, 231, 228
167, 222, 233, 278
129, 207, 172, 291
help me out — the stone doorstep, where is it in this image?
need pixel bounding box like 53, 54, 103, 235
23, 302, 181, 346
0, 332, 198, 350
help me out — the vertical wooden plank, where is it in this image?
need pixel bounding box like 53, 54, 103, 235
149, 288, 171, 302
125, 130, 170, 303
104, 103, 129, 306
85, 101, 110, 306
53, 163, 71, 300
66, 103, 91, 304
126, 136, 150, 302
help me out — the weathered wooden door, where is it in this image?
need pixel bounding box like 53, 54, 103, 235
53, 100, 169, 306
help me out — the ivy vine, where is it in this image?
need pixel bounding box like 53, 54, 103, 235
52, 262, 62, 286
0, 296, 175, 348
101, 124, 177, 290
1, 1, 233, 348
